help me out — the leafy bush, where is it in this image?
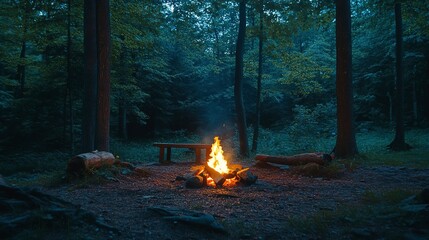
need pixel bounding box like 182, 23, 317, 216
287, 102, 336, 150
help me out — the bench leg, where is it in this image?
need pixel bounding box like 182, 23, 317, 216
159, 147, 164, 163
166, 148, 171, 162
195, 148, 201, 164
205, 147, 210, 161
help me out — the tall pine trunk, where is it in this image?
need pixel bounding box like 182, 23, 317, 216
82, 0, 98, 152
252, 0, 263, 153
388, 2, 411, 151
66, 0, 74, 152
335, 0, 358, 158
96, 0, 111, 151
234, 0, 249, 157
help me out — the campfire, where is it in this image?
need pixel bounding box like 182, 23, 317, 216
180, 137, 257, 188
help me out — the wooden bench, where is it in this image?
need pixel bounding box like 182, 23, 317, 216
153, 143, 212, 164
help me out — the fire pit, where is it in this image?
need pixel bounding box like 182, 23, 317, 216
178, 137, 257, 188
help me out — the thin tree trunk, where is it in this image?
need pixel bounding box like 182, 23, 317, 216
388, 2, 411, 151
118, 103, 127, 140
118, 41, 128, 140
387, 91, 393, 122
412, 65, 417, 125
16, 1, 29, 99
334, 0, 358, 158
234, 0, 249, 157
67, 0, 74, 152
252, 0, 263, 153
96, 0, 111, 151
82, 0, 98, 152
16, 41, 26, 98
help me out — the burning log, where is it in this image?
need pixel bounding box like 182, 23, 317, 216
255, 152, 332, 166
205, 163, 226, 187
67, 151, 116, 176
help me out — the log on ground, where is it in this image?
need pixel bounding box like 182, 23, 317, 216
67, 151, 116, 175
255, 152, 332, 166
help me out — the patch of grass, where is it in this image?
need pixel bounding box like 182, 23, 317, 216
0, 151, 70, 176
254, 127, 428, 168
355, 128, 429, 168
286, 188, 429, 239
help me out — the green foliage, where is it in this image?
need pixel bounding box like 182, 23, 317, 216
0, 0, 428, 152
287, 102, 336, 151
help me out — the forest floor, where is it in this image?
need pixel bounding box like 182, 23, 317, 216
2, 128, 429, 239
30, 161, 429, 240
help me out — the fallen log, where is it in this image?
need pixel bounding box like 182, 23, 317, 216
67, 151, 116, 176
255, 152, 332, 166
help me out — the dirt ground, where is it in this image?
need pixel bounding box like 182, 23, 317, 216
44, 162, 429, 240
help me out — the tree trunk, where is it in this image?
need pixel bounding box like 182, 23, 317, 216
82, 0, 98, 153
118, 101, 127, 140
66, 0, 74, 152
388, 3, 411, 151
118, 42, 128, 140
234, 0, 249, 157
96, 0, 111, 151
334, 0, 358, 158
16, 41, 26, 98
252, 0, 263, 153
412, 65, 417, 125
387, 91, 393, 122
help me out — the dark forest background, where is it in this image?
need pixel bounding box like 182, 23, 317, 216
0, 0, 428, 154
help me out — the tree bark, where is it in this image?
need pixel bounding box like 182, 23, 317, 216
252, 0, 263, 153
82, 0, 98, 152
234, 0, 249, 157
15, 1, 30, 98
66, 0, 74, 152
388, 2, 411, 151
335, 0, 358, 158
96, 0, 111, 151
67, 151, 115, 175
118, 42, 128, 140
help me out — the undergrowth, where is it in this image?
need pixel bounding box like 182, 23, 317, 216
285, 189, 429, 239
1, 128, 428, 187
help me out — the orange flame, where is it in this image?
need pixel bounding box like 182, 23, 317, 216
207, 136, 230, 174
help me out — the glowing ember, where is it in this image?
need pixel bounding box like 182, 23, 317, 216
207, 136, 229, 174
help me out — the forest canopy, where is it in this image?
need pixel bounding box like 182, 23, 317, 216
0, 0, 428, 152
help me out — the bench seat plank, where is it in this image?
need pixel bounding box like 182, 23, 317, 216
153, 143, 212, 163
